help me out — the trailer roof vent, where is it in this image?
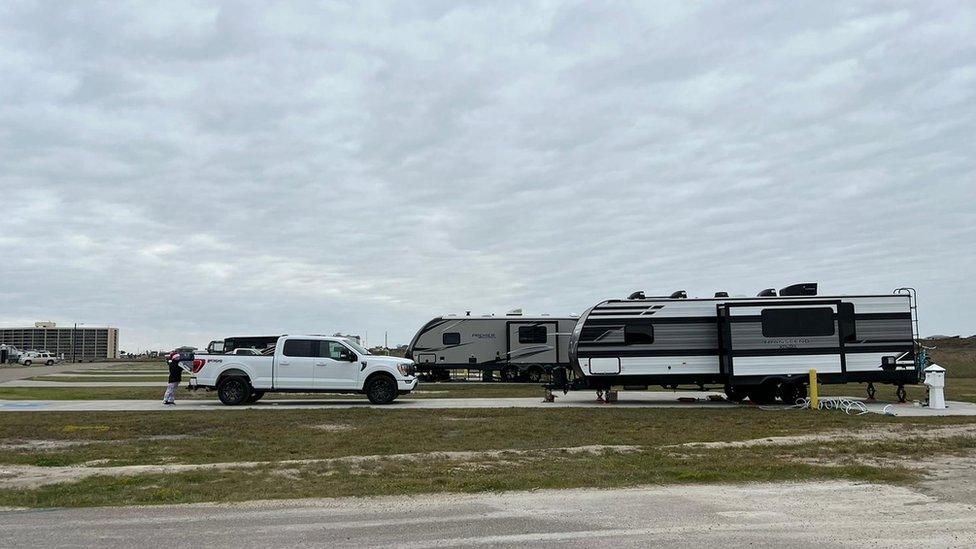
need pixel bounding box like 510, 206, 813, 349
779, 282, 818, 296
627, 291, 646, 300
714, 291, 729, 298
757, 288, 777, 297
506, 308, 523, 316
670, 290, 687, 299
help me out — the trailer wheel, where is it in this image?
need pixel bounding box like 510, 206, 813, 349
748, 383, 778, 405
525, 365, 546, 383
217, 376, 251, 406
365, 374, 398, 404
500, 366, 520, 383
777, 383, 802, 405
724, 385, 746, 402
246, 391, 265, 403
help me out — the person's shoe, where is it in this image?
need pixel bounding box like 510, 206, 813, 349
163, 401, 175, 406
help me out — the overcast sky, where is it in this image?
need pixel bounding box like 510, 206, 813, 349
1, 1, 974, 351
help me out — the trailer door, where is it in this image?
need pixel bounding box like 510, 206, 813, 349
720, 301, 844, 380
507, 322, 558, 364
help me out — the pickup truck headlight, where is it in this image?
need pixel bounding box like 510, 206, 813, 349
397, 363, 415, 376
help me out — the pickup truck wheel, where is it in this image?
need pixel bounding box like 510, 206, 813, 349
22, 360, 31, 366
246, 391, 265, 403
45, 360, 54, 366
365, 375, 398, 405
217, 377, 251, 406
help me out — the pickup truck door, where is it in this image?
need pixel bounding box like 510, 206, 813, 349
314, 341, 361, 389
274, 338, 317, 389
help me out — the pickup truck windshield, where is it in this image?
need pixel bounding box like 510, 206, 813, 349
343, 339, 370, 355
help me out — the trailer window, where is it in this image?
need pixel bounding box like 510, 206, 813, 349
518, 325, 548, 344
579, 325, 625, 344
282, 339, 315, 357
838, 303, 857, 342
761, 308, 835, 337
624, 324, 654, 344
442, 332, 461, 345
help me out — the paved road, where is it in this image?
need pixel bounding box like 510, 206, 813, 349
2, 482, 973, 548
1, 393, 972, 416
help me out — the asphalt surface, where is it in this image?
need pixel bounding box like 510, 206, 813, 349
2, 481, 973, 548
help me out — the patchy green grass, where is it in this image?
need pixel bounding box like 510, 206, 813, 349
0, 408, 974, 507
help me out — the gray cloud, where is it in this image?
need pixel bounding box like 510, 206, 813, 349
1, 0, 974, 351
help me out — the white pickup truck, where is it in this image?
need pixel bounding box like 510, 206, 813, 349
187, 335, 418, 405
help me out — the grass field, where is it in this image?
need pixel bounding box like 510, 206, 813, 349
1, 407, 974, 507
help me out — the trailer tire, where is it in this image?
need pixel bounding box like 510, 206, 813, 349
500, 366, 519, 383
365, 374, 398, 404
525, 365, 546, 383
777, 382, 802, 404
246, 391, 265, 403
217, 376, 251, 406
748, 383, 778, 405
724, 385, 746, 402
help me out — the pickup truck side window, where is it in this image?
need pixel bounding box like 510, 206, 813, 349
317, 341, 353, 360
282, 339, 315, 357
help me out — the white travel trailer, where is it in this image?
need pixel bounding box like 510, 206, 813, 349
561, 285, 922, 403
406, 311, 579, 382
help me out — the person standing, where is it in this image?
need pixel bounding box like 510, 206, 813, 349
163, 350, 187, 405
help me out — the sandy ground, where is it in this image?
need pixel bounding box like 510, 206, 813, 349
2, 481, 975, 548
0, 445, 640, 489
673, 423, 976, 449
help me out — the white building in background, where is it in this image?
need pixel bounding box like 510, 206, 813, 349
0, 322, 119, 361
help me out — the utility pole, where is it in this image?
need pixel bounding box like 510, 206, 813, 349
384, 331, 388, 349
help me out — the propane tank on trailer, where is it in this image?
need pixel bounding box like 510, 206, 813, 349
923, 364, 946, 410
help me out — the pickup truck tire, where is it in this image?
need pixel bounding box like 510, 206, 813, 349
22, 360, 32, 366
45, 360, 54, 366
365, 374, 398, 405
217, 376, 252, 406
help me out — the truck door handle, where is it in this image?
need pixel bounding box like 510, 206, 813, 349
279, 361, 290, 366
315, 362, 327, 366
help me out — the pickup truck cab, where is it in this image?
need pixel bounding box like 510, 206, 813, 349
188, 335, 418, 405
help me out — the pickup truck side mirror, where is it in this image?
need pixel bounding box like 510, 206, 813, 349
340, 350, 357, 362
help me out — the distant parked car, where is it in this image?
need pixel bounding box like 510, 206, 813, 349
19, 351, 60, 366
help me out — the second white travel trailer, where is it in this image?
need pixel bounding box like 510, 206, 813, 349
556, 284, 922, 403
406, 311, 579, 382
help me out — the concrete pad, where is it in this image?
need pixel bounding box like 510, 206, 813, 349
1, 388, 972, 414
1, 481, 974, 548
